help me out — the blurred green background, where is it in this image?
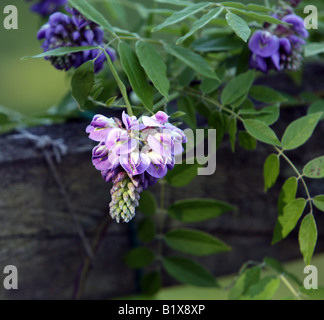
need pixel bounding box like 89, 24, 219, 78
0, 0, 69, 116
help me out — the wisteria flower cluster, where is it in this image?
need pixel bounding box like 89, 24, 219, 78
26, 0, 67, 17
86, 111, 187, 223
248, 3, 308, 72
37, 7, 116, 72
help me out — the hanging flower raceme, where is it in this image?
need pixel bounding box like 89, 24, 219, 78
248, 7, 308, 73
37, 7, 116, 72
26, 0, 67, 17
86, 111, 187, 223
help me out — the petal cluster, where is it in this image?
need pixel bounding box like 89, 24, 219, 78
26, 0, 67, 17
37, 7, 116, 72
87, 111, 187, 222
248, 9, 308, 73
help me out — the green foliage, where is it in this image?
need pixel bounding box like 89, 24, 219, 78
238, 131, 257, 150
221, 70, 255, 106
228, 266, 261, 300
19, 0, 324, 298
225, 12, 251, 42
299, 214, 317, 265
263, 154, 280, 192
281, 113, 322, 150
152, 2, 211, 32
165, 163, 201, 187
135, 41, 170, 100
140, 271, 162, 296
274, 198, 307, 243
303, 156, 324, 179
313, 195, 324, 212
243, 119, 281, 146
68, 0, 114, 33
249, 86, 287, 104
162, 256, 218, 287
138, 218, 156, 243
118, 42, 153, 111
308, 100, 324, 120
124, 247, 155, 268
177, 96, 197, 129
164, 44, 219, 80
138, 191, 157, 217
164, 228, 230, 256
71, 60, 95, 109
168, 198, 235, 222
177, 7, 223, 44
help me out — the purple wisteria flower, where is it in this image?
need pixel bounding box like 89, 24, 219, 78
87, 111, 187, 223
248, 10, 308, 73
26, 0, 67, 17
37, 7, 116, 72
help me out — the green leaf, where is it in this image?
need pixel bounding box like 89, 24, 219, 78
238, 131, 257, 150
177, 7, 223, 44
164, 43, 219, 80
304, 43, 324, 57
124, 247, 155, 268
228, 116, 237, 152
177, 96, 196, 129
243, 119, 281, 146
308, 100, 324, 120
68, 0, 114, 33
225, 12, 251, 42
155, 0, 192, 5
165, 163, 201, 187
242, 276, 280, 300
264, 154, 280, 192
200, 77, 221, 94
249, 86, 287, 104
278, 177, 298, 216
135, 41, 170, 100
228, 266, 261, 300
71, 60, 95, 108
272, 177, 298, 245
138, 191, 157, 216
153, 2, 210, 32
300, 287, 324, 300
253, 105, 280, 126
164, 228, 231, 256
208, 110, 225, 148
138, 218, 156, 243
221, 70, 255, 105
313, 195, 324, 212
231, 8, 289, 26
105, 96, 117, 106
299, 214, 317, 265
264, 257, 285, 274
281, 113, 322, 150
303, 155, 324, 179
162, 256, 218, 287
118, 42, 153, 111
22, 46, 99, 60
168, 198, 235, 222
276, 198, 307, 242
141, 271, 162, 296
170, 111, 187, 119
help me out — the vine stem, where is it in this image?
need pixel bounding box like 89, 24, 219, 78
103, 49, 134, 116
279, 274, 302, 300
274, 146, 313, 213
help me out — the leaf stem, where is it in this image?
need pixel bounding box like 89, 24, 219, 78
279, 274, 302, 300
103, 49, 134, 116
